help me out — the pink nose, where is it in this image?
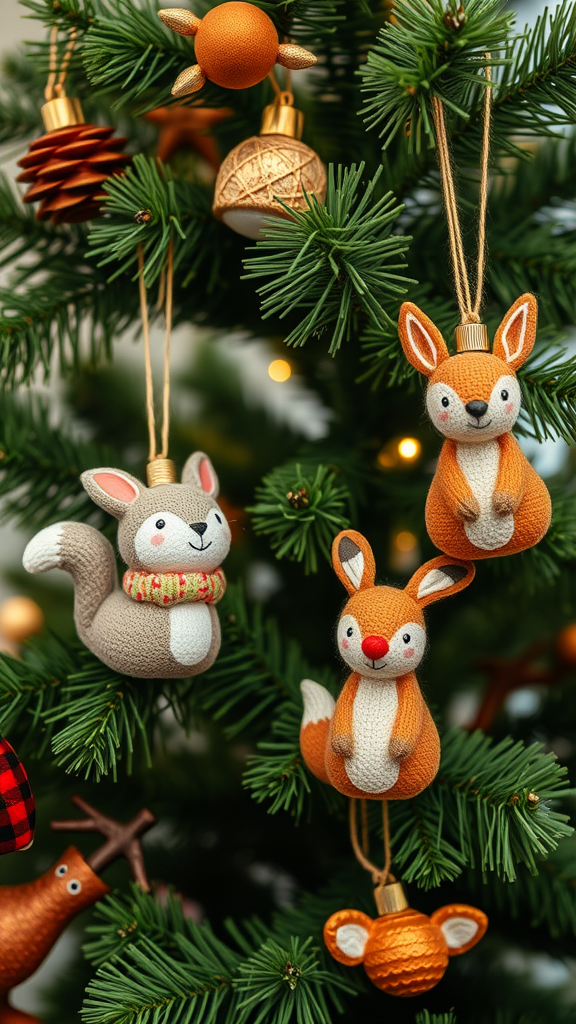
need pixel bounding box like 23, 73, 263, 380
361, 635, 389, 661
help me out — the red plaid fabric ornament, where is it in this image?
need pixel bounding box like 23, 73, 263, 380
0, 737, 35, 855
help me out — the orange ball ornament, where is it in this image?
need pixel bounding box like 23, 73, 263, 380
0, 596, 44, 644
159, 2, 317, 96
556, 623, 576, 666
324, 883, 487, 997
196, 3, 278, 89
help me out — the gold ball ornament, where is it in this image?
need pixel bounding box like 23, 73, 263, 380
213, 97, 327, 239
0, 597, 44, 644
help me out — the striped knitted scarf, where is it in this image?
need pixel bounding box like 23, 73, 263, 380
123, 567, 226, 607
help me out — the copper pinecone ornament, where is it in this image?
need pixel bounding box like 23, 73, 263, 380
17, 124, 130, 224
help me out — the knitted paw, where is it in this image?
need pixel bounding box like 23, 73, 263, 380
23, 523, 65, 574
455, 497, 481, 522
492, 490, 519, 516
389, 737, 413, 760
332, 733, 354, 758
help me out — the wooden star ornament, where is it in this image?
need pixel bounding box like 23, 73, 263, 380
144, 104, 231, 169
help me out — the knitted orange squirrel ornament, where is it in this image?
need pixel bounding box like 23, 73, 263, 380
398, 295, 552, 560
158, 2, 317, 96
324, 880, 487, 997
299, 530, 475, 800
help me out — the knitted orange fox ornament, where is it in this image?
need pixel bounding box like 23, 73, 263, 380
398, 294, 552, 560
300, 530, 475, 800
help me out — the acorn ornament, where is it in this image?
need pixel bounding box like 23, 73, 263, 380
0, 737, 35, 856
159, 1, 317, 96
324, 881, 488, 997
213, 92, 326, 238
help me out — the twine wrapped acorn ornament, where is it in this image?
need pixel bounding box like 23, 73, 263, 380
323, 800, 488, 997
397, 61, 551, 560
24, 243, 232, 678
158, 1, 317, 96
213, 89, 327, 239
16, 27, 130, 225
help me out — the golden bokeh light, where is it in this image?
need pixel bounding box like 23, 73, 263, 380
394, 530, 418, 553
268, 359, 292, 383
398, 437, 421, 460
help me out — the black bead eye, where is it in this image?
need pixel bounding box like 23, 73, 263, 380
55, 864, 68, 877
403, 634, 411, 643
501, 390, 509, 401
441, 397, 450, 408
346, 627, 353, 637
155, 519, 165, 529
215, 513, 222, 524
67, 879, 82, 895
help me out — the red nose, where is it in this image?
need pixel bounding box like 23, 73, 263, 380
361, 635, 389, 661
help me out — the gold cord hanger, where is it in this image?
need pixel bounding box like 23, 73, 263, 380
431, 58, 493, 351
138, 239, 176, 486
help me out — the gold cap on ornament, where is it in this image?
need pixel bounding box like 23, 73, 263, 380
146, 458, 177, 487
260, 93, 304, 140
374, 881, 409, 917
455, 322, 490, 353
41, 97, 85, 133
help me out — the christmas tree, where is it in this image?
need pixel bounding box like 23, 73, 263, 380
1, 0, 576, 1021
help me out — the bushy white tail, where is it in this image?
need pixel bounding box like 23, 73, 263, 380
299, 679, 335, 784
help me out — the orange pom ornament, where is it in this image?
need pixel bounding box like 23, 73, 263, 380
324, 881, 488, 997
213, 93, 326, 238
159, 2, 317, 96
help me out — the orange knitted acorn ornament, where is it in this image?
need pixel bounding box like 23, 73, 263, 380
324, 880, 488, 997
16, 27, 130, 225
159, 1, 317, 96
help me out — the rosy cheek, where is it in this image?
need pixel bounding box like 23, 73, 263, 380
403, 648, 415, 658
438, 411, 449, 422
505, 402, 514, 414
150, 533, 165, 546
341, 638, 349, 650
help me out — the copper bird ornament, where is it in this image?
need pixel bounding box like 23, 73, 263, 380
0, 796, 155, 1024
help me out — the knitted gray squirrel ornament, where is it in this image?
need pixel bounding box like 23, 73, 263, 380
23, 452, 231, 678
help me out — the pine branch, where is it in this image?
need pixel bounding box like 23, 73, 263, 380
392, 727, 573, 887
247, 461, 351, 573
518, 346, 576, 445
197, 585, 336, 741
492, 3, 576, 142
359, 0, 512, 152
243, 164, 413, 354
0, 637, 193, 782
465, 835, 576, 940
82, 917, 350, 1024
20, 0, 95, 33
87, 155, 220, 287
417, 1015, 457, 1024
0, 392, 108, 530
246, 715, 573, 886
81, 0, 204, 108
0, 178, 139, 384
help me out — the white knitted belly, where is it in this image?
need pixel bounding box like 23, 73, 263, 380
456, 441, 514, 550
345, 679, 399, 794
169, 604, 212, 665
